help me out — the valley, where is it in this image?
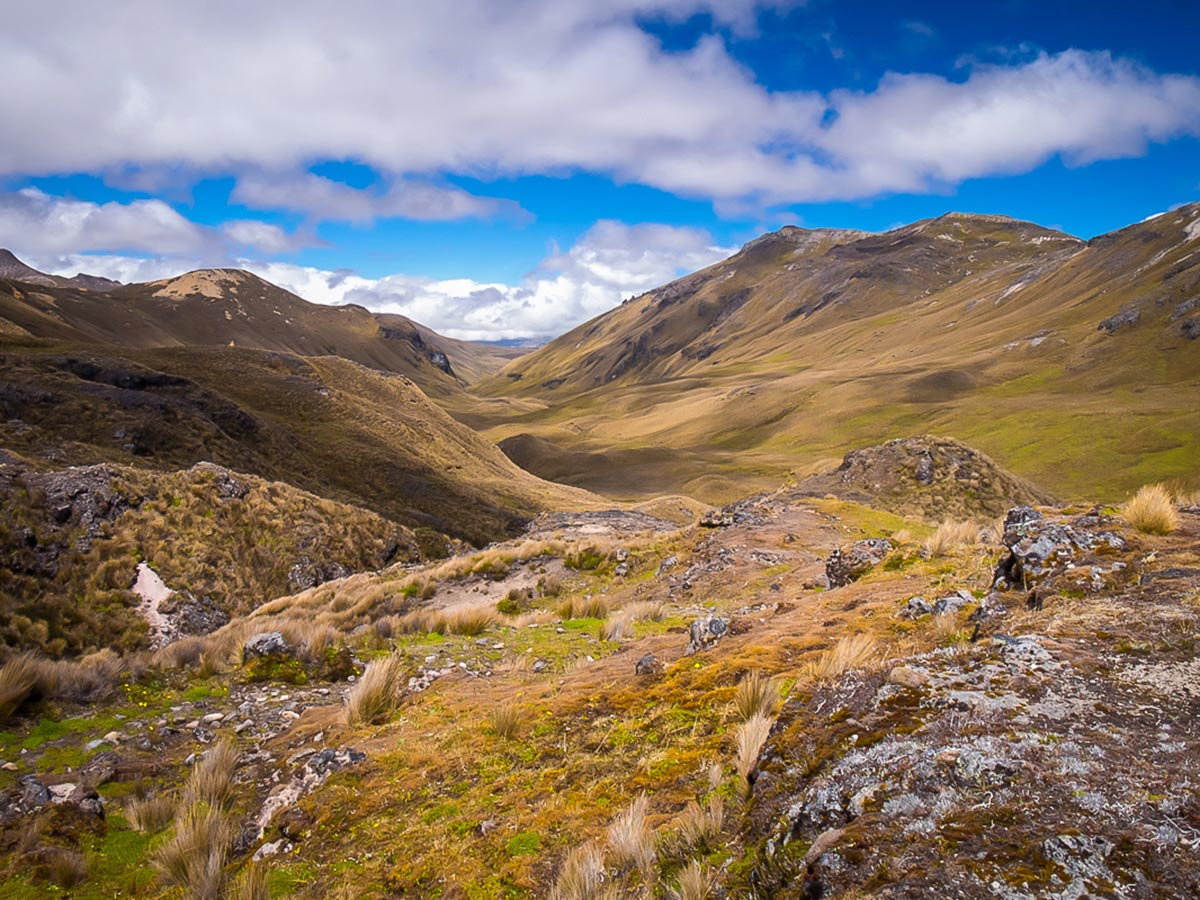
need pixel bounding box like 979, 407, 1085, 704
0, 205, 1198, 900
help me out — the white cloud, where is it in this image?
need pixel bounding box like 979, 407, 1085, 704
249, 220, 734, 340
3, 5, 1193, 209
221, 219, 313, 254
231, 172, 524, 223
0, 188, 308, 259
0, 188, 209, 255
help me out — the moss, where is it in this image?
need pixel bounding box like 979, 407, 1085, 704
504, 832, 541, 856
242, 655, 309, 685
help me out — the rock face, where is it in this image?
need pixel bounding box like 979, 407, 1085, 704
826, 539, 892, 588
992, 506, 1127, 591
796, 436, 1056, 521
1098, 305, 1141, 333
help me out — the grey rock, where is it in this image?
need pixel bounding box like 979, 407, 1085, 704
635, 653, 663, 676
657, 556, 679, 575
932, 594, 970, 615
1098, 306, 1140, 334
614, 562, 629, 577
825, 538, 893, 588
904, 596, 933, 617
244, 631, 293, 660
19, 775, 49, 809
686, 616, 728, 655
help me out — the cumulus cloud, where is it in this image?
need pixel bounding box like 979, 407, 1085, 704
248, 220, 734, 340
3, 4, 1194, 210
0, 188, 209, 255
231, 172, 525, 223
0, 188, 309, 259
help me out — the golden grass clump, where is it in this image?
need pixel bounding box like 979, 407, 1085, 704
0, 651, 122, 724
922, 519, 980, 558
551, 842, 606, 900
674, 795, 724, 854
489, 703, 522, 739
601, 611, 633, 642
344, 653, 405, 725
623, 600, 666, 622
734, 712, 774, 790
673, 860, 714, 900
606, 793, 655, 878
1123, 483, 1180, 535
125, 793, 177, 834
801, 633, 879, 681
229, 862, 271, 900
733, 670, 781, 722
442, 606, 499, 636
558, 596, 610, 620
183, 740, 240, 810
152, 801, 235, 900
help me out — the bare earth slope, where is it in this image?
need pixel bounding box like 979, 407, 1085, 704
475, 206, 1200, 504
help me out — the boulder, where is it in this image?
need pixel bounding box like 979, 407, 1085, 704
244, 632, 292, 660
993, 508, 1126, 590
825, 538, 892, 588
686, 616, 728, 655
635, 653, 663, 676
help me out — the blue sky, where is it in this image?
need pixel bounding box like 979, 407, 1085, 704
1, 1, 1197, 339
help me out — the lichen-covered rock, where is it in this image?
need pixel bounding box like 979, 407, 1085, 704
243, 632, 292, 660
993, 507, 1127, 590
826, 538, 892, 588
685, 616, 728, 655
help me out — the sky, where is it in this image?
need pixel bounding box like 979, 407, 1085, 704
2, 0, 1198, 340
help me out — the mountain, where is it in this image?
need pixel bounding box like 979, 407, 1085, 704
475, 206, 1200, 503
0, 249, 121, 292
0, 260, 514, 393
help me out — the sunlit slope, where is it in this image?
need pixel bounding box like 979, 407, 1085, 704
475, 206, 1200, 503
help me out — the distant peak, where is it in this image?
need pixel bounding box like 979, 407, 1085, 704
740, 224, 870, 254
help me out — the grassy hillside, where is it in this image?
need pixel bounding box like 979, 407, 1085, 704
0, 340, 601, 545
0, 267, 475, 398
472, 206, 1200, 504
0, 456, 421, 658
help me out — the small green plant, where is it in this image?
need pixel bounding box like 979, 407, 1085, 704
565, 547, 607, 571
505, 831, 541, 856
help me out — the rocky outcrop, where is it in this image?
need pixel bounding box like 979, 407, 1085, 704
992, 506, 1128, 591
795, 436, 1056, 521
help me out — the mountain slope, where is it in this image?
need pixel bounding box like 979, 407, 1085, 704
0, 341, 601, 545
474, 206, 1200, 503
0, 263, 475, 396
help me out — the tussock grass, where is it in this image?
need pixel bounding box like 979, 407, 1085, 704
801, 634, 878, 681
601, 611, 633, 642
345, 653, 405, 725
1123, 483, 1180, 535
443, 606, 498, 636
551, 842, 605, 900
623, 600, 666, 622
489, 703, 522, 739
0, 651, 122, 724
513, 610, 556, 628
183, 740, 240, 810
674, 795, 724, 854
733, 670, 781, 722
229, 862, 270, 900
41, 847, 88, 889
125, 793, 177, 834
558, 596, 610, 620
673, 861, 714, 900
606, 793, 655, 877
734, 713, 774, 789
152, 801, 235, 900
922, 519, 981, 557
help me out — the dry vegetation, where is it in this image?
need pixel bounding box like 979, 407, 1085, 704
922, 518, 982, 557
801, 633, 879, 681
1123, 483, 1181, 534
344, 652, 406, 725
